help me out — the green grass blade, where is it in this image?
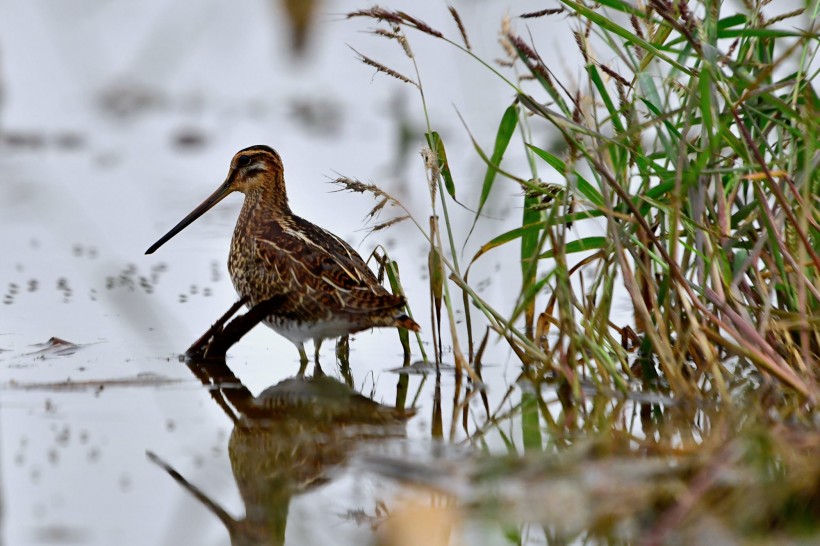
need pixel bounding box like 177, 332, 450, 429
425, 131, 456, 199
467, 104, 519, 241
589, 64, 626, 134
537, 236, 608, 259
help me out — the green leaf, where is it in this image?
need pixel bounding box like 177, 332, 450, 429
521, 191, 541, 291
595, 0, 649, 17
699, 67, 715, 140
521, 391, 542, 452
467, 104, 519, 240
641, 179, 676, 206
719, 28, 807, 39
538, 236, 608, 259
588, 64, 625, 134
717, 14, 748, 30
424, 131, 456, 199
480, 105, 518, 211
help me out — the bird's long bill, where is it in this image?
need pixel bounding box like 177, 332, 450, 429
145, 181, 233, 254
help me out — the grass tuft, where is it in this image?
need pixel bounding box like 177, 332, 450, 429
343, 11, 819, 539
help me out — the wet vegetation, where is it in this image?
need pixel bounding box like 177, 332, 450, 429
334, 1, 820, 544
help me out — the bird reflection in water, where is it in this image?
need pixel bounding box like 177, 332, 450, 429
149, 357, 413, 546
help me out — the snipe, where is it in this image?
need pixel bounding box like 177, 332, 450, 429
146, 145, 419, 371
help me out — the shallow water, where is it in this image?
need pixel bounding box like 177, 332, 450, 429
0, 2, 578, 544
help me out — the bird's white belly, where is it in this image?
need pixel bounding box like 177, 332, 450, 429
263, 316, 358, 344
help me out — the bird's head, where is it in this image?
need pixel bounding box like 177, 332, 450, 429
145, 145, 286, 255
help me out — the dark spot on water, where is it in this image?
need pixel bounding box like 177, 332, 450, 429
57, 278, 72, 302
1, 131, 46, 149
32, 525, 88, 544
54, 132, 85, 150
139, 276, 152, 293
95, 151, 121, 169
28, 279, 38, 292
119, 474, 132, 492
55, 426, 70, 446
87, 447, 99, 462
108, 264, 146, 291
150, 263, 168, 284
288, 97, 343, 136
172, 127, 208, 150
97, 82, 164, 119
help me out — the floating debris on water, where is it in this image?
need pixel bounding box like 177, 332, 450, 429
25, 337, 83, 358
5, 373, 184, 391
389, 361, 456, 374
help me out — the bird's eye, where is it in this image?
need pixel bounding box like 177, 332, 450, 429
237, 156, 252, 168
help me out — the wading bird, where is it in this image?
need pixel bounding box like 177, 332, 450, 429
146, 145, 418, 372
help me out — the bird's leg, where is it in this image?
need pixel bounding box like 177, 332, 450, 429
337, 336, 353, 388
297, 343, 309, 377
313, 339, 325, 377
186, 297, 248, 359
336, 335, 350, 365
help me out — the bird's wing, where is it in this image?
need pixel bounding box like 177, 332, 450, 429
254, 218, 404, 313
